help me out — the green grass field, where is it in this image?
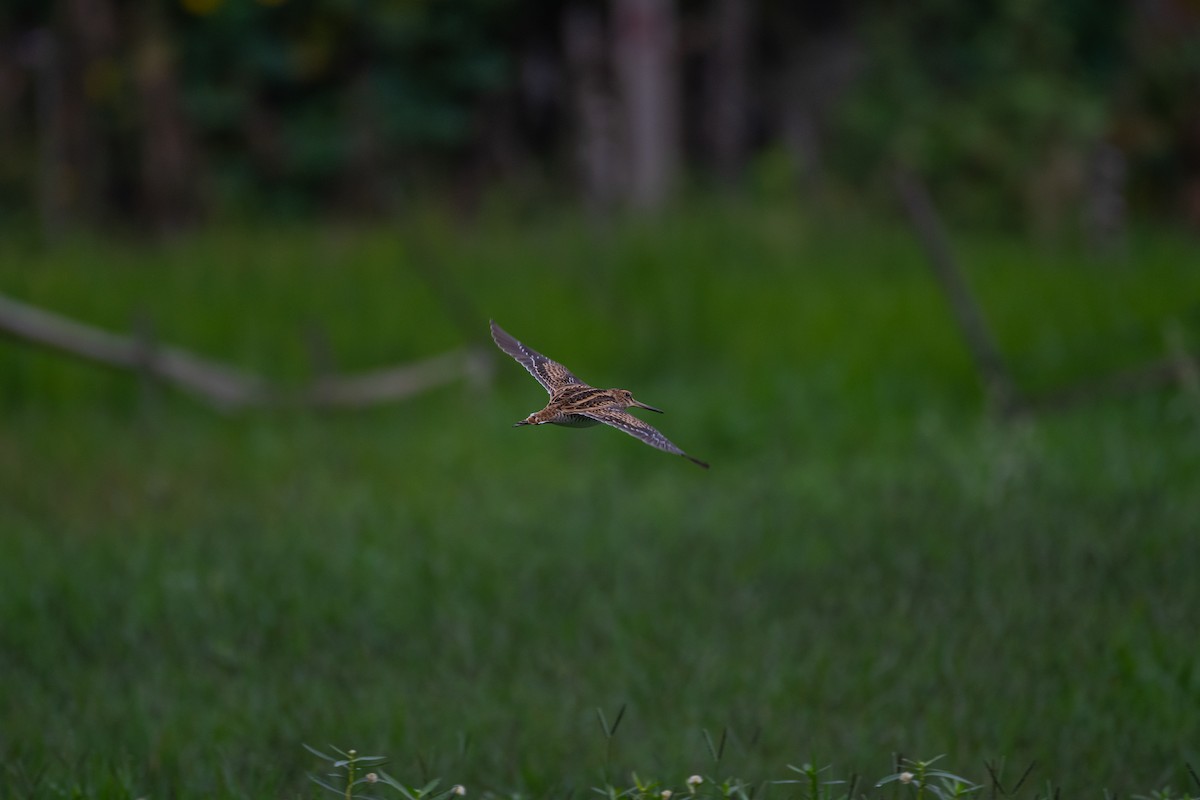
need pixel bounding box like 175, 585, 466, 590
2, 202, 1199, 799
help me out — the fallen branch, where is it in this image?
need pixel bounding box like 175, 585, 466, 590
895, 169, 1199, 417
0, 292, 490, 410
1021, 355, 1190, 414
0, 292, 271, 409
894, 168, 1020, 416
299, 347, 492, 409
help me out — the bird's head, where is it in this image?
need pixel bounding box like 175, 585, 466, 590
616, 389, 663, 413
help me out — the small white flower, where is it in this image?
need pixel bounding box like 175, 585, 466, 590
661, 791, 673, 799
365, 773, 379, 784
687, 775, 703, 787
899, 771, 915, 785
451, 785, 466, 796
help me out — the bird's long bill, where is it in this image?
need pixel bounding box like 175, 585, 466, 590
632, 399, 664, 414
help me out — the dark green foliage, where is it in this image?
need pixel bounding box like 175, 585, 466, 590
4, 1, 1200, 227
171, 0, 513, 213
836, 0, 1124, 224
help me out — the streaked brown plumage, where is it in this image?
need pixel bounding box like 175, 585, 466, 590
490, 320, 709, 469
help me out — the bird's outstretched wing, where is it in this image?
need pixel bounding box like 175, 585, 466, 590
490, 320, 582, 394
578, 408, 710, 469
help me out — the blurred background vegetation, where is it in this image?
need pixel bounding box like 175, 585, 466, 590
1, 0, 1199, 234
2, 2, 1200, 799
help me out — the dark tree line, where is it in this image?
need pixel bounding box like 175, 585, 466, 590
1, 0, 1197, 236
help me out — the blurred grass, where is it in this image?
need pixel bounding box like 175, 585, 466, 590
1, 201, 1199, 798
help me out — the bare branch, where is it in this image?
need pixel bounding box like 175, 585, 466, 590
0, 292, 271, 409
1022, 357, 1188, 414
894, 170, 1200, 417
1026, 323, 1196, 414
0, 292, 489, 410
299, 347, 492, 409
894, 168, 1020, 416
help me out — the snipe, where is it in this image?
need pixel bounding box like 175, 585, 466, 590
490, 320, 709, 469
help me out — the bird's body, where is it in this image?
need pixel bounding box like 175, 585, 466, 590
490, 320, 709, 469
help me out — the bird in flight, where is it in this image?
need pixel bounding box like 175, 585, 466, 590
490, 320, 709, 469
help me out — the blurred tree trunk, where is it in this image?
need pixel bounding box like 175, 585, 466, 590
564, 2, 622, 217
772, 9, 860, 189
0, 52, 22, 188
132, 6, 199, 234
31, 30, 68, 240
612, 0, 679, 211
38, 0, 118, 236
1130, 0, 1200, 229
1083, 141, 1127, 255
1024, 143, 1085, 245
337, 68, 390, 215
705, 0, 751, 188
